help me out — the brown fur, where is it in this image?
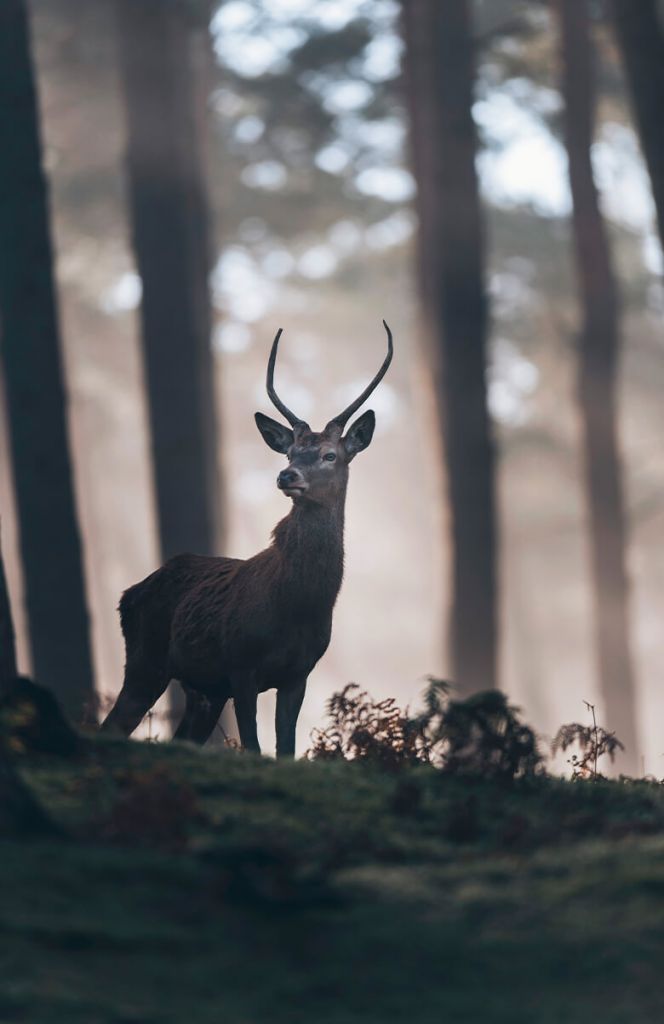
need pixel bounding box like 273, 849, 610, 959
101, 328, 391, 756
101, 430, 357, 755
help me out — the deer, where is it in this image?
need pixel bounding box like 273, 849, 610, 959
100, 322, 394, 757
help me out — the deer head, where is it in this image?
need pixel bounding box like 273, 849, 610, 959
255, 321, 394, 505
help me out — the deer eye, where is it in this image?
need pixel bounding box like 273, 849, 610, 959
323, 452, 336, 462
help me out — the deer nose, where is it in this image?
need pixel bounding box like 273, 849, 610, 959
277, 468, 301, 490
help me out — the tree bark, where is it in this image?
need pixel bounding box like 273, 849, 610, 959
557, 0, 639, 773
402, 0, 497, 696
0, 0, 95, 721
610, 0, 664, 254
0, 518, 18, 693
115, 0, 222, 564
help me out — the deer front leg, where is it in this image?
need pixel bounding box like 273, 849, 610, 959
233, 683, 260, 754
275, 679, 306, 758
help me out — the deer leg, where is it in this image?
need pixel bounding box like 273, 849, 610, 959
275, 680, 306, 758
174, 689, 229, 745
100, 659, 168, 737
233, 684, 260, 754
173, 687, 200, 740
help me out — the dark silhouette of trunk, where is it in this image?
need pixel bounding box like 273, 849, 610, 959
610, 0, 664, 253
115, 0, 222, 566
0, 518, 18, 693
0, 0, 95, 721
116, 0, 223, 728
557, 0, 639, 773
402, 0, 497, 696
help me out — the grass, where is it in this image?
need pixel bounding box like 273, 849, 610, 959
2, 737, 664, 1022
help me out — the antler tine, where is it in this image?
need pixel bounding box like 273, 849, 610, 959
327, 320, 394, 431
266, 329, 307, 428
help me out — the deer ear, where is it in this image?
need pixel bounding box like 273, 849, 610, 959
255, 412, 294, 454
343, 409, 376, 461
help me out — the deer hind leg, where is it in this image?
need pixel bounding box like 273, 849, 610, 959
174, 688, 229, 744
100, 656, 169, 737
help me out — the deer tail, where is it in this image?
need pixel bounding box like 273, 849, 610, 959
118, 579, 150, 644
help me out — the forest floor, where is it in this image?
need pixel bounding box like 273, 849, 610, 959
2, 737, 664, 1023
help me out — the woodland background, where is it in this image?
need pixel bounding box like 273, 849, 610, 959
1, 0, 663, 773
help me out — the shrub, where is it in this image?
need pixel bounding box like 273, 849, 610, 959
552, 701, 625, 779
0, 677, 80, 757
434, 690, 543, 779
307, 683, 433, 768
309, 680, 543, 780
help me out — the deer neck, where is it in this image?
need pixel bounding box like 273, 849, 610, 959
271, 492, 346, 611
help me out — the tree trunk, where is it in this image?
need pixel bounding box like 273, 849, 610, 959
610, 0, 664, 253
402, 0, 497, 696
115, 0, 222, 564
0, 0, 95, 721
557, 0, 639, 773
115, 0, 223, 730
0, 518, 18, 693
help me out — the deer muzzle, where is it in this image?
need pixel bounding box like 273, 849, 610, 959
277, 467, 307, 497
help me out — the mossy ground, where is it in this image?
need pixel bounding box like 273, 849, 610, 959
2, 738, 664, 1022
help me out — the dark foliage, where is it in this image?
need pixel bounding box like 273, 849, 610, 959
307, 682, 436, 768
434, 690, 543, 779
0, 678, 72, 837
308, 680, 543, 779
0, 677, 81, 757
552, 701, 625, 779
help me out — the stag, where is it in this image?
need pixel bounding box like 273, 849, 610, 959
101, 323, 394, 756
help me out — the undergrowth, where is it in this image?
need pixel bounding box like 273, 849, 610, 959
552, 701, 625, 779
309, 680, 613, 782
2, 680, 664, 1023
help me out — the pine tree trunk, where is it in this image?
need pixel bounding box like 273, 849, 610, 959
557, 0, 639, 773
0, 0, 95, 721
402, 0, 497, 696
115, 0, 222, 564
0, 518, 18, 694
610, 0, 664, 253
115, 0, 223, 730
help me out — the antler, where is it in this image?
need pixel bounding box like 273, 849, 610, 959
326, 320, 394, 431
266, 329, 308, 428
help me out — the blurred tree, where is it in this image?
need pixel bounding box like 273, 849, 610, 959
115, 0, 224, 729
115, 0, 223, 562
0, 518, 18, 692
402, 0, 497, 696
557, 0, 639, 772
610, 0, 664, 255
0, 0, 95, 720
